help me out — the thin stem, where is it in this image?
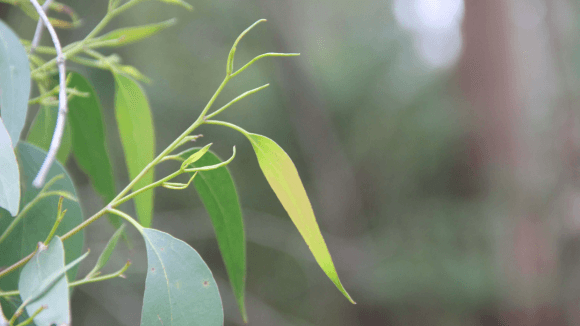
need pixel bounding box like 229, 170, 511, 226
205, 83, 269, 120
14, 304, 45, 326
29, 0, 53, 54
43, 197, 65, 245
114, 170, 183, 207
205, 119, 251, 137
107, 208, 143, 232
30, 0, 69, 188
230, 53, 300, 79
0, 250, 37, 285
60, 207, 108, 241
71, 260, 131, 287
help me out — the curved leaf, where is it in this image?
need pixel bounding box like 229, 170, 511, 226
140, 228, 223, 326
0, 20, 31, 144
0, 117, 19, 216
26, 105, 72, 164
0, 142, 84, 317
96, 19, 176, 47
114, 74, 155, 227
180, 148, 246, 321
246, 133, 355, 303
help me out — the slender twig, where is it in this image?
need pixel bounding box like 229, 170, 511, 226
29, 0, 53, 54
14, 305, 45, 326
30, 0, 69, 188
205, 84, 269, 120
230, 53, 300, 78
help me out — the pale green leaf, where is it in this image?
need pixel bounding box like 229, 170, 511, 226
96, 19, 176, 47
87, 224, 126, 278
180, 143, 211, 170
246, 133, 355, 303
140, 228, 223, 326
0, 20, 31, 144
114, 74, 155, 227
0, 117, 19, 216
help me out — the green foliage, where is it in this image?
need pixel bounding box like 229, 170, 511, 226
26, 105, 72, 164
0, 118, 20, 216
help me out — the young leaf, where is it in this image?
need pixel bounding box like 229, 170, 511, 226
156, 0, 193, 11
114, 74, 155, 227
0, 142, 85, 309
140, 228, 223, 326
26, 105, 72, 164
18, 238, 88, 326
0, 117, 20, 216
246, 133, 355, 303
180, 148, 247, 321
0, 20, 31, 144
67, 72, 120, 229
95, 19, 176, 47
86, 224, 126, 278
180, 143, 212, 170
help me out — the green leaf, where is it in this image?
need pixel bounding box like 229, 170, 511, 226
86, 224, 126, 278
140, 228, 223, 326
0, 117, 20, 216
26, 105, 72, 164
156, 0, 193, 10
114, 74, 155, 227
0, 142, 85, 316
18, 238, 88, 326
67, 72, 120, 228
180, 148, 246, 321
96, 19, 176, 47
0, 20, 31, 144
246, 133, 355, 303
180, 143, 211, 170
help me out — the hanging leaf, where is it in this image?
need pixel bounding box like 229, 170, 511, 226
114, 74, 155, 227
0, 20, 31, 145
140, 228, 223, 326
96, 19, 176, 47
18, 237, 88, 326
86, 224, 126, 278
0, 142, 85, 317
0, 117, 19, 216
246, 133, 355, 303
180, 148, 246, 321
67, 72, 120, 228
26, 105, 72, 164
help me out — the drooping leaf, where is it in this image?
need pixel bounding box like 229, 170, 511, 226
114, 74, 155, 227
0, 117, 19, 216
18, 237, 88, 326
26, 105, 72, 164
0, 20, 31, 145
180, 148, 246, 321
86, 224, 126, 278
246, 133, 355, 303
67, 72, 120, 228
0, 142, 85, 316
140, 228, 223, 326
96, 19, 176, 47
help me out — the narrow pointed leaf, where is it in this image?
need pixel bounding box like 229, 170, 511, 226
0, 117, 19, 216
87, 224, 126, 278
96, 19, 176, 47
156, 0, 193, 10
26, 105, 72, 164
180, 143, 211, 169
0, 20, 31, 144
246, 133, 355, 303
114, 74, 155, 227
67, 72, 120, 229
0, 142, 84, 317
180, 148, 246, 321
140, 228, 223, 326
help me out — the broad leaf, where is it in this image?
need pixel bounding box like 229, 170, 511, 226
246, 133, 355, 303
96, 19, 176, 47
0, 20, 31, 144
114, 74, 155, 227
0, 117, 19, 216
18, 237, 88, 326
180, 148, 246, 321
26, 105, 72, 164
67, 72, 120, 228
87, 224, 126, 278
140, 228, 223, 326
0, 142, 84, 316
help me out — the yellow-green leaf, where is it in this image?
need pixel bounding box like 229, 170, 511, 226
246, 133, 355, 303
96, 19, 176, 47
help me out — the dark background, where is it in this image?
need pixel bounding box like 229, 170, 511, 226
4, 0, 580, 325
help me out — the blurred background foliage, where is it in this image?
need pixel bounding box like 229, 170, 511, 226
4, 0, 580, 325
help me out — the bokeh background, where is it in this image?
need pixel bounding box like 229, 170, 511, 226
4, 0, 580, 324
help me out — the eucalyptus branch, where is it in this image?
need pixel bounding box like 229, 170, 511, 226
70, 260, 131, 287
114, 170, 184, 207
29, 0, 69, 188
230, 53, 300, 78
205, 84, 269, 120
43, 197, 66, 245
13, 305, 45, 326
29, 0, 53, 54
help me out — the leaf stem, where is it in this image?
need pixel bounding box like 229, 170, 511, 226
107, 208, 143, 232
114, 170, 183, 207
205, 83, 269, 120
205, 119, 251, 137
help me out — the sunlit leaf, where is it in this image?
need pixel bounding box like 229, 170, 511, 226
180, 148, 246, 321
0, 117, 19, 216
180, 143, 211, 169
246, 133, 355, 303
140, 228, 223, 326
26, 105, 72, 164
96, 19, 176, 47
0, 20, 31, 144
86, 224, 126, 278
0, 142, 84, 316
114, 74, 155, 227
